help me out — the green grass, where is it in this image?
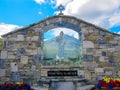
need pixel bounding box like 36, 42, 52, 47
0, 38, 2, 50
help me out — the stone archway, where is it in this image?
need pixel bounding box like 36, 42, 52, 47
36, 15, 83, 66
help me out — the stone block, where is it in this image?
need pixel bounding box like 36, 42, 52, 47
16, 48, 26, 59
83, 41, 94, 48
14, 43, 21, 48
99, 56, 105, 62
83, 55, 93, 61
36, 42, 41, 47
31, 65, 36, 71
8, 37, 16, 41
30, 49, 39, 55
117, 71, 120, 77
17, 35, 24, 41
105, 36, 112, 41
33, 55, 40, 63
91, 73, 96, 78
94, 51, 101, 56
108, 57, 115, 63
0, 60, 6, 68
88, 35, 96, 41
33, 70, 40, 79
18, 63, 24, 69
20, 56, 28, 64
84, 71, 92, 80
78, 70, 84, 76
99, 30, 106, 35
31, 36, 39, 41
41, 70, 47, 77
105, 71, 113, 75
8, 54, 16, 59
10, 62, 18, 72
27, 42, 36, 48
101, 62, 111, 67
99, 45, 106, 48
0, 69, 6, 77
21, 30, 28, 35
1, 51, 7, 59
95, 68, 104, 73
113, 52, 120, 57
11, 72, 20, 82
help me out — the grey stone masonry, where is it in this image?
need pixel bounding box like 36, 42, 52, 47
0, 15, 120, 84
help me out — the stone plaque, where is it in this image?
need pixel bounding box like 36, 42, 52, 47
20, 56, 28, 64
1, 51, 7, 59
83, 41, 94, 48
10, 62, 18, 72
0, 69, 5, 77
95, 68, 104, 73
48, 70, 77, 76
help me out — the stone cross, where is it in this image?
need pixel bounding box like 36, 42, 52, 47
58, 5, 64, 15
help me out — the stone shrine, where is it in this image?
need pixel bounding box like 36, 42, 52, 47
0, 14, 120, 89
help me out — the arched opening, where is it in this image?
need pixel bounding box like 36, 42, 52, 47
38, 17, 83, 66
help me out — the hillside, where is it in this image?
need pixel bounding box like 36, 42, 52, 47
0, 38, 2, 50
43, 34, 81, 59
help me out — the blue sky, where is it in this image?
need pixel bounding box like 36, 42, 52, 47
0, 0, 120, 37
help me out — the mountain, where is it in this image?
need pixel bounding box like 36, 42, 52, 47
43, 34, 81, 59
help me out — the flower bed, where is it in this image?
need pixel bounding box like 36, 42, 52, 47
97, 77, 120, 90
0, 82, 31, 90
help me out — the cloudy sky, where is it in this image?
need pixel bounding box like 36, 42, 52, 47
0, 0, 120, 37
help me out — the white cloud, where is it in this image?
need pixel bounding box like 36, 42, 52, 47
52, 28, 79, 39
54, 0, 120, 29
54, 0, 73, 7
34, 0, 45, 4
0, 23, 22, 37
117, 31, 120, 34
38, 11, 42, 15
109, 12, 120, 27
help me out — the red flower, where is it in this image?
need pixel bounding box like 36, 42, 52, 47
6, 82, 13, 88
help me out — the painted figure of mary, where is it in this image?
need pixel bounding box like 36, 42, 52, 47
56, 31, 65, 60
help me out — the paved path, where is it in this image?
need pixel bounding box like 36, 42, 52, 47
32, 85, 95, 90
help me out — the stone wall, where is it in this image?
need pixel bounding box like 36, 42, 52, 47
0, 15, 120, 84
81, 23, 120, 81
0, 27, 42, 84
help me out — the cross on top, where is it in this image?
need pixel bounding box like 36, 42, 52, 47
58, 4, 64, 15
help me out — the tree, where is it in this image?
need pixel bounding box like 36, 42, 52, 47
0, 38, 2, 50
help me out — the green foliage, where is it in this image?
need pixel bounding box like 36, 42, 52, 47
0, 38, 2, 50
